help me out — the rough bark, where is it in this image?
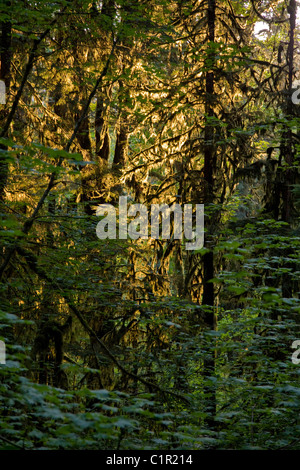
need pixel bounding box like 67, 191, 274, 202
0, 2, 11, 200
202, 0, 217, 427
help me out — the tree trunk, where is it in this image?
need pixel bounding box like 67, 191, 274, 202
202, 0, 217, 428
0, 3, 12, 200
281, 0, 296, 224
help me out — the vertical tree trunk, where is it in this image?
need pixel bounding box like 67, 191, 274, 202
281, 0, 296, 224
202, 0, 217, 427
281, 0, 296, 300
95, 89, 111, 163
203, 0, 215, 307
114, 117, 128, 168
0, 1, 12, 200
113, 82, 129, 169
281, 0, 297, 304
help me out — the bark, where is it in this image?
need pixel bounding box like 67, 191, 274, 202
113, 82, 128, 168
114, 119, 128, 167
202, 0, 217, 428
0, 2, 11, 200
281, 0, 296, 224
95, 88, 111, 163
281, 0, 297, 300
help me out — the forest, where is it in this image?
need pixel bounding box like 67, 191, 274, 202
0, 0, 300, 451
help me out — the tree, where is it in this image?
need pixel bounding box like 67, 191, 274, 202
0, 0, 299, 451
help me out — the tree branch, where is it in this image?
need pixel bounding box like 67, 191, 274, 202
0, 7, 68, 138
16, 245, 191, 405
0, 40, 117, 280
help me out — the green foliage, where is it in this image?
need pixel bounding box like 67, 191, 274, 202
0, 0, 300, 452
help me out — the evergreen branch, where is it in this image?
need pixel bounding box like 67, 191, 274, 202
232, 56, 283, 70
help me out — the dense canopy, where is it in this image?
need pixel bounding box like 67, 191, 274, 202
0, 0, 300, 450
